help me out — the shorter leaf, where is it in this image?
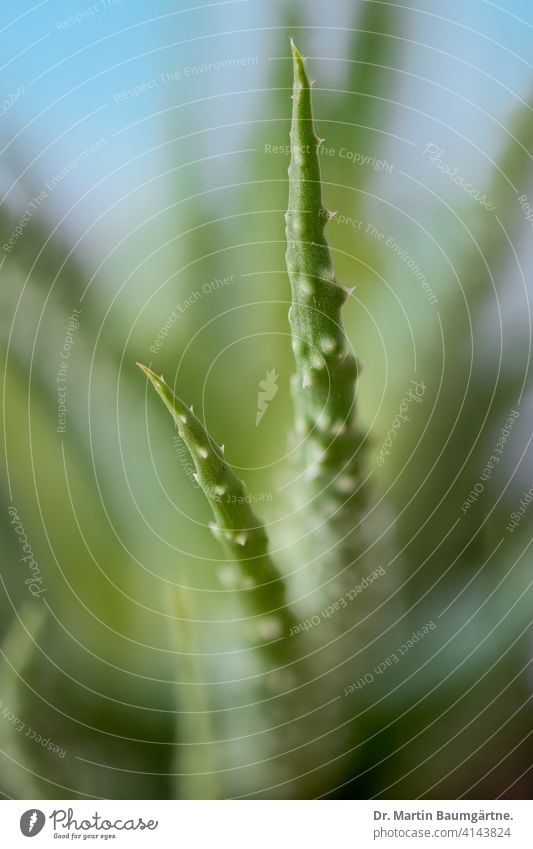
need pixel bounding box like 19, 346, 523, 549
137, 364, 289, 620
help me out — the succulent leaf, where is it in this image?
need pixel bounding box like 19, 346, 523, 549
137, 364, 291, 624
286, 43, 367, 539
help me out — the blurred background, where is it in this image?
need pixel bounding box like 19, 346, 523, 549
0, 0, 532, 799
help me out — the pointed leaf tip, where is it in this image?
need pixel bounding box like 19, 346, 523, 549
290, 40, 308, 84
137, 363, 168, 393
137, 362, 158, 382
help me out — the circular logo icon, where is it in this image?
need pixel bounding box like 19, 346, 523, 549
20, 810, 46, 837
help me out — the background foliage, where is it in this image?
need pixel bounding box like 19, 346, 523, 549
0, 0, 531, 798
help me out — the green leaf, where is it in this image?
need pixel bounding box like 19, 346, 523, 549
137, 364, 292, 628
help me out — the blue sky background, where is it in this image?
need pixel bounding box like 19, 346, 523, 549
2, 6, 532, 164
1, 0, 533, 276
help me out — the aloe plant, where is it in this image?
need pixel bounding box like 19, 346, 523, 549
2, 15, 529, 802
137, 41, 395, 799
140, 42, 366, 577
